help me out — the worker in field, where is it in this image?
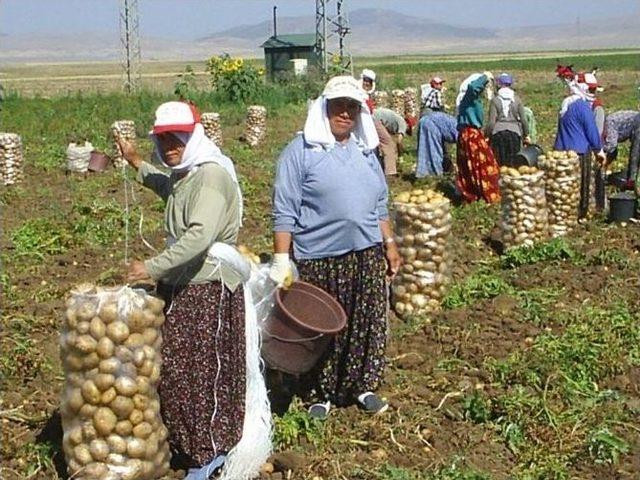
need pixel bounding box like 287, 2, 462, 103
486, 73, 530, 166
271, 75, 400, 420
455, 71, 501, 204
117, 101, 270, 479
420, 76, 448, 115
415, 111, 457, 177
360, 68, 403, 176
554, 75, 606, 219
603, 109, 640, 190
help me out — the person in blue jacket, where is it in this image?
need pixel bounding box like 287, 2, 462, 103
415, 111, 458, 177
554, 80, 606, 219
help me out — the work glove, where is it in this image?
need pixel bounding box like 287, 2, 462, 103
269, 253, 293, 287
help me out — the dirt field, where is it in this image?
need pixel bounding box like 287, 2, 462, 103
1, 52, 639, 479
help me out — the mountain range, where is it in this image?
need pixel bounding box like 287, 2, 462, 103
1, 8, 638, 63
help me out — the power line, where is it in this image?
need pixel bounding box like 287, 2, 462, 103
315, 0, 352, 75
120, 0, 141, 93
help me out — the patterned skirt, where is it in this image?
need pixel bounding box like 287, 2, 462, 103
456, 126, 501, 204
156, 282, 246, 469
296, 245, 388, 406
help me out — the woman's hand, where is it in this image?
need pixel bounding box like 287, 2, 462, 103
523, 135, 532, 146
117, 138, 143, 170
127, 260, 151, 282
385, 243, 402, 279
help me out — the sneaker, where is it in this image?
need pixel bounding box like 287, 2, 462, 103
357, 392, 389, 415
308, 401, 331, 421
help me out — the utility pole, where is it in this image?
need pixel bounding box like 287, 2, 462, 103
315, 0, 352, 75
120, 0, 141, 93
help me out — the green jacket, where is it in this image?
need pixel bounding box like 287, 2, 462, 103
457, 74, 489, 130
137, 161, 242, 290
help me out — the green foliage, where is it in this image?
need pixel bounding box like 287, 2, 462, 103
378, 464, 416, 480
71, 198, 127, 246
501, 238, 575, 268
442, 270, 513, 309
588, 427, 630, 465
11, 217, 72, 260
206, 54, 264, 103
462, 390, 493, 423
426, 458, 491, 480
173, 65, 199, 101
272, 398, 324, 449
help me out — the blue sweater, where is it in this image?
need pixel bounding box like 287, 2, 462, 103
273, 134, 388, 260
554, 99, 602, 154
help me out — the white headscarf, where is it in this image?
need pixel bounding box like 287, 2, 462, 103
497, 87, 515, 118
150, 123, 244, 224
559, 80, 593, 116
303, 94, 379, 152
455, 72, 494, 113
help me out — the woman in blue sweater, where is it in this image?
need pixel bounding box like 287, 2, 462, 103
270, 76, 401, 420
554, 80, 605, 218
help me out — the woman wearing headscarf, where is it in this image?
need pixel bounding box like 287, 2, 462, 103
118, 101, 271, 480
486, 73, 530, 166
554, 78, 606, 219
270, 76, 401, 420
415, 111, 458, 177
455, 72, 501, 204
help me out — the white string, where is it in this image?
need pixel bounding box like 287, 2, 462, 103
209, 280, 224, 461
122, 163, 130, 265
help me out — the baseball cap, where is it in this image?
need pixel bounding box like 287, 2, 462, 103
323, 76, 368, 104
152, 101, 201, 135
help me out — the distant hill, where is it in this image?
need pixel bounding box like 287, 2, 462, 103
0, 9, 637, 63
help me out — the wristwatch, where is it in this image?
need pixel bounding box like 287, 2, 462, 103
383, 237, 395, 245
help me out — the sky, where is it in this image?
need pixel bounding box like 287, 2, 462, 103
1, 0, 639, 39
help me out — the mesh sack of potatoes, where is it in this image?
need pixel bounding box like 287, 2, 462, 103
391, 189, 453, 318
539, 150, 580, 238
0, 132, 24, 186
60, 284, 171, 480
111, 121, 136, 169
373, 90, 389, 108
200, 112, 224, 147
403, 87, 419, 118
390, 90, 405, 116
499, 166, 549, 249
66, 142, 95, 173
244, 105, 267, 148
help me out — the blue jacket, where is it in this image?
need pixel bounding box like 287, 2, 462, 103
554, 99, 602, 154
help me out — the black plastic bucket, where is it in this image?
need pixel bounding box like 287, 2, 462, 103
511, 144, 544, 168
608, 192, 636, 222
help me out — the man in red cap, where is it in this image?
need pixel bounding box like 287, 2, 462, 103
421, 76, 447, 115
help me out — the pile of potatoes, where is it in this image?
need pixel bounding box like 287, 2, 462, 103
60, 284, 171, 480
499, 166, 549, 249
244, 105, 267, 148
392, 189, 452, 318
539, 150, 580, 237
403, 87, 419, 118
390, 90, 405, 116
373, 90, 389, 108
111, 121, 136, 169
0, 132, 24, 186
200, 112, 224, 147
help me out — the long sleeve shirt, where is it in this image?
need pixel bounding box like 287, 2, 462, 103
486, 93, 529, 138
603, 110, 640, 153
421, 86, 444, 111
273, 134, 388, 260
554, 99, 602, 154
137, 162, 242, 289
457, 75, 488, 130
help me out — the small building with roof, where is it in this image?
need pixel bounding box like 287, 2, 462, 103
261, 33, 318, 80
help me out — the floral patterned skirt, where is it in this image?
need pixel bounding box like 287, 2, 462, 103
157, 282, 246, 468
295, 245, 388, 406
456, 126, 501, 203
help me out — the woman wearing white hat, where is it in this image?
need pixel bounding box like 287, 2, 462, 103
270, 76, 401, 420
118, 101, 271, 480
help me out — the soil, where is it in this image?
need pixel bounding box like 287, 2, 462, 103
2, 162, 640, 480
